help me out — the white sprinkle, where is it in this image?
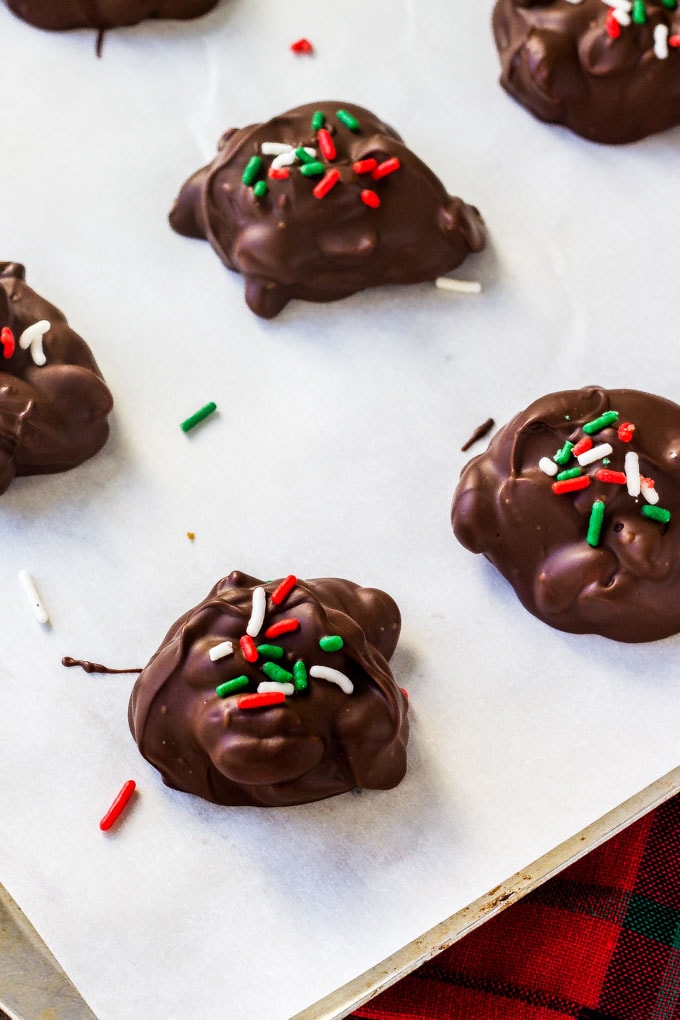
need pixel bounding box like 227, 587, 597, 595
577, 443, 613, 467
539, 457, 559, 477
564, 0, 583, 4
300, 146, 316, 159
309, 665, 354, 695
271, 150, 297, 169
257, 681, 294, 696
612, 7, 631, 25
435, 277, 482, 295
18, 570, 49, 625
601, 0, 631, 11
261, 142, 294, 156
625, 451, 641, 497
641, 479, 660, 505
19, 320, 50, 367
655, 23, 669, 59
209, 640, 234, 662
246, 586, 266, 637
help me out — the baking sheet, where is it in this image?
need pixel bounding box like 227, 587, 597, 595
1, 1, 680, 1018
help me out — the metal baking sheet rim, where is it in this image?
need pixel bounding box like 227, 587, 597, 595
2, 765, 679, 1020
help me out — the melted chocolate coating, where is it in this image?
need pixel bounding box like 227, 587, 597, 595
169, 101, 486, 318
5, 0, 217, 30
451, 387, 680, 642
0, 263, 112, 495
492, 0, 680, 144
128, 571, 409, 806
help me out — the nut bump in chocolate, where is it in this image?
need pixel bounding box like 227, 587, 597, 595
128, 571, 409, 806
492, 0, 680, 144
0, 263, 112, 496
4, 0, 218, 30
169, 101, 487, 318
451, 387, 680, 642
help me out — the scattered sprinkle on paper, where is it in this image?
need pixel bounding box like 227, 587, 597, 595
18, 570, 49, 626
435, 277, 482, 294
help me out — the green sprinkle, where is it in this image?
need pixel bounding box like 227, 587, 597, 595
261, 662, 293, 683
295, 146, 316, 165
586, 500, 606, 547
216, 676, 249, 698
632, 0, 646, 21
662, 0, 676, 9
293, 660, 308, 692
553, 441, 574, 466
319, 635, 344, 652
583, 411, 619, 435
253, 179, 268, 199
311, 110, 325, 131
641, 505, 671, 524
257, 644, 284, 660
180, 401, 217, 433
242, 155, 262, 186
556, 467, 583, 482
337, 109, 360, 132
602, 458, 611, 466
300, 161, 326, 177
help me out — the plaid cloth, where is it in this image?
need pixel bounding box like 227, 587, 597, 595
351, 793, 680, 1020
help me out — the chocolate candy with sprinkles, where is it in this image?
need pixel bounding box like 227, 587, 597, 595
451, 387, 680, 643
0, 262, 112, 496
492, 0, 680, 144
128, 570, 408, 806
169, 101, 486, 318
3, 0, 219, 30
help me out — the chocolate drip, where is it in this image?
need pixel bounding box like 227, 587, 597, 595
62, 657, 142, 674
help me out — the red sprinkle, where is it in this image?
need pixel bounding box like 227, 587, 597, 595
317, 128, 336, 161
271, 574, 297, 606
618, 422, 636, 443
595, 469, 627, 484
313, 168, 340, 199
360, 189, 381, 209
400, 687, 409, 700
669, 34, 680, 47
265, 618, 300, 639
371, 157, 401, 180
268, 166, 290, 181
552, 475, 591, 495
641, 475, 656, 489
572, 437, 593, 457
0, 326, 14, 359
238, 692, 286, 710
290, 38, 313, 54
100, 780, 136, 832
240, 634, 258, 662
353, 158, 378, 175
606, 9, 621, 39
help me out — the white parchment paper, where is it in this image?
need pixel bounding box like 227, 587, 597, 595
1, 1, 680, 1017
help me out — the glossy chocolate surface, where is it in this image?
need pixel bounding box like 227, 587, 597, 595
129, 571, 409, 806
492, 0, 680, 143
169, 100, 486, 318
5, 0, 217, 30
0, 262, 112, 496
452, 387, 680, 642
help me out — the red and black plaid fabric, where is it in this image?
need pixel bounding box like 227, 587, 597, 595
351, 793, 680, 1020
